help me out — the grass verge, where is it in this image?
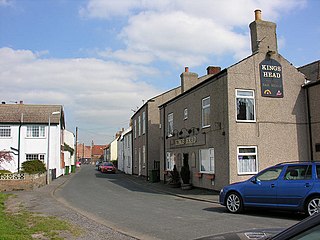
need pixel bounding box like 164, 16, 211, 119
0, 192, 80, 240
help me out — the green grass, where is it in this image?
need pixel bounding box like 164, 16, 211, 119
0, 193, 80, 240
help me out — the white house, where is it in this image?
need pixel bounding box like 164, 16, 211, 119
64, 129, 75, 174
0, 103, 65, 180
117, 127, 132, 174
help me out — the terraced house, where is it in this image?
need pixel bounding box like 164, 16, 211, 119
159, 10, 318, 191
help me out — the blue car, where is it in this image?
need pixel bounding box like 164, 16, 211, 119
219, 162, 320, 216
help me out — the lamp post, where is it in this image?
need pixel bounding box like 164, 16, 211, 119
47, 111, 60, 184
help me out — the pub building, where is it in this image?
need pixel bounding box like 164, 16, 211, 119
159, 10, 315, 191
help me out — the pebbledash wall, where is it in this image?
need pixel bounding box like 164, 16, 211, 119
159, 10, 310, 191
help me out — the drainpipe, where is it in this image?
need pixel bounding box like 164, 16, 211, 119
18, 113, 23, 173
306, 87, 313, 161
163, 105, 166, 183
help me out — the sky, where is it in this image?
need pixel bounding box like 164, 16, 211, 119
0, 0, 319, 145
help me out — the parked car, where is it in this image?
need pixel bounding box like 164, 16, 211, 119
100, 162, 116, 173
96, 161, 102, 171
220, 162, 320, 216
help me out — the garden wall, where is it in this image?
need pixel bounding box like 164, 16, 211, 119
0, 173, 46, 191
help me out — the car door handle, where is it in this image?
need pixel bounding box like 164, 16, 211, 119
305, 183, 310, 187
271, 184, 275, 188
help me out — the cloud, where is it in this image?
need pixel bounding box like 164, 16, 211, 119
0, 0, 13, 7
81, 0, 306, 67
0, 47, 160, 143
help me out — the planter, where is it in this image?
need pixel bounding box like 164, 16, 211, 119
205, 174, 215, 180
194, 172, 202, 178
181, 183, 192, 190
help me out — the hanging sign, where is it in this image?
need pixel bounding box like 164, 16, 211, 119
260, 59, 284, 98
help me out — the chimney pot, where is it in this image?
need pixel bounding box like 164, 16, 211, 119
185, 67, 189, 72
255, 9, 262, 21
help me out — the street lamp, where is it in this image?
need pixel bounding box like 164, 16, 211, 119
47, 111, 60, 184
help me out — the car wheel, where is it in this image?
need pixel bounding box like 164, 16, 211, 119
306, 196, 320, 216
226, 192, 243, 213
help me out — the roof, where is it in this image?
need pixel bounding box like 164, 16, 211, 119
92, 145, 106, 155
0, 104, 65, 127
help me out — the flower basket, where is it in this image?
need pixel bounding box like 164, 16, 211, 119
205, 174, 215, 180
194, 172, 202, 178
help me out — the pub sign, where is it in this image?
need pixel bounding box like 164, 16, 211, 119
259, 59, 284, 98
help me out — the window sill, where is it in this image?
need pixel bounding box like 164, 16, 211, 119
202, 125, 210, 129
236, 120, 256, 123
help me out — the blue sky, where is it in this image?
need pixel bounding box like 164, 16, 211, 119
0, 0, 319, 145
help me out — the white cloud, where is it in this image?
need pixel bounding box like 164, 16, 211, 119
0, 0, 13, 7
81, 0, 306, 67
0, 47, 160, 143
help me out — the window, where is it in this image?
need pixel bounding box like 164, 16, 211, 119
202, 97, 210, 128
284, 165, 312, 180
26, 154, 45, 161
143, 145, 146, 166
166, 152, 174, 171
168, 113, 173, 136
0, 126, 11, 137
27, 125, 45, 138
142, 111, 146, 134
138, 115, 141, 136
236, 89, 255, 122
237, 146, 258, 174
199, 148, 214, 173
127, 156, 131, 168
184, 108, 188, 120
256, 167, 283, 181
134, 120, 137, 139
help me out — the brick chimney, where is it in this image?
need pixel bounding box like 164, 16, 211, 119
249, 9, 278, 54
180, 67, 198, 93
207, 66, 221, 75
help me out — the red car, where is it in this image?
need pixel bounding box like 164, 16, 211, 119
100, 162, 116, 173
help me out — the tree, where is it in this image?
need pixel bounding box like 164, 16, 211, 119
0, 150, 13, 163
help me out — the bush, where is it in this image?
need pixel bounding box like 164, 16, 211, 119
22, 160, 46, 174
0, 170, 11, 175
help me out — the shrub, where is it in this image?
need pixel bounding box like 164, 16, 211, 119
0, 170, 11, 175
22, 160, 46, 174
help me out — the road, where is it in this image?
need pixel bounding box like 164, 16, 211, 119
55, 165, 300, 240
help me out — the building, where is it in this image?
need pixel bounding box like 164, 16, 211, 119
64, 129, 75, 174
117, 126, 132, 174
77, 143, 91, 162
159, 10, 310, 190
131, 88, 181, 178
91, 143, 106, 164
0, 103, 65, 179
300, 60, 320, 161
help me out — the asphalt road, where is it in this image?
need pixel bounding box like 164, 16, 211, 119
55, 165, 301, 240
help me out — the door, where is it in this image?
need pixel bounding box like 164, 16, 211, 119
243, 166, 283, 206
277, 164, 313, 207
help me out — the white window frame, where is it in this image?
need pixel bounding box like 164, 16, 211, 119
138, 115, 141, 136
202, 96, 210, 128
199, 148, 214, 173
143, 145, 146, 166
0, 126, 11, 138
167, 113, 173, 136
166, 152, 174, 171
236, 89, 256, 122
26, 125, 45, 138
142, 111, 146, 134
237, 146, 258, 175
184, 108, 188, 120
26, 153, 45, 161
134, 120, 137, 139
